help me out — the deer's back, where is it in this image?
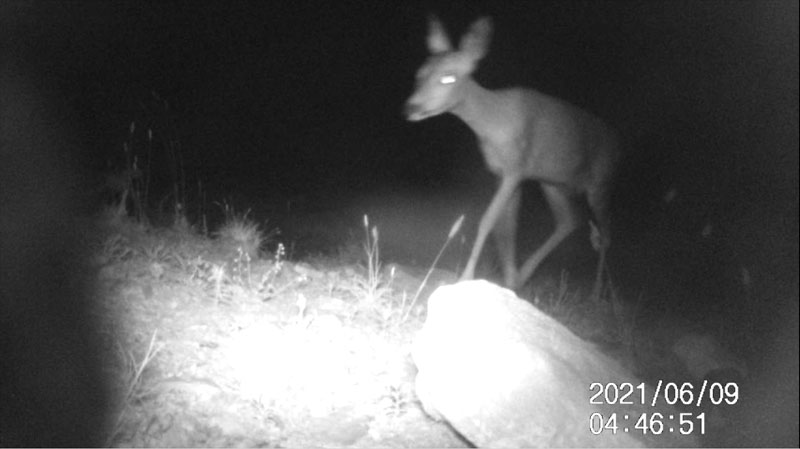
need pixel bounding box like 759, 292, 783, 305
481, 88, 618, 191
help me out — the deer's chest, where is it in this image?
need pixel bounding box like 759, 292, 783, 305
477, 135, 528, 175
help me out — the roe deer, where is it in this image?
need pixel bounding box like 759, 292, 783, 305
404, 15, 620, 296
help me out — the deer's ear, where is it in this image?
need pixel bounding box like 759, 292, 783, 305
426, 14, 453, 54
460, 16, 493, 60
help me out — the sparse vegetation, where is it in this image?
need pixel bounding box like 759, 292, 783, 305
358, 214, 392, 304
95, 163, 657, 441
105, 330, 164, 447
89, 158, 667, 447
91, 199, 447, 446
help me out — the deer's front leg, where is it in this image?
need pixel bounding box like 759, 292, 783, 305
493, 185, 521, 287
460, 176, 520, 282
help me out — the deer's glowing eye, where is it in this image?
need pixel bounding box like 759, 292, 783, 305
440, 75, 457, 85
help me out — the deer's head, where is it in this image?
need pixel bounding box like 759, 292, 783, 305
404, 15, 493, 121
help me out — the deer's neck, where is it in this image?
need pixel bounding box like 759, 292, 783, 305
450, 78, 515, 140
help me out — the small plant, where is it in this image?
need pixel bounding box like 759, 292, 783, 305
171, 202, 191, 232
215, 202, 278, 261
232, 246, 253, 287
105, 330, 163, 446
540, 270, 579, 322
209, 263, 227, 304
379, 383, 415, 418
361, 215, 386, 301
290, 293, 314, 329
189, 256, 230, 304
258, 243, 286, 300
110, 122, 149, 224
188, 256, 213, 281
140, 241, 179, 265
101, 233, 135, 263
401, 215, 463, 322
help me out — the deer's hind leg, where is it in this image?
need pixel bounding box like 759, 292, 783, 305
516, 184, 580, 288
587, 180, 613, 298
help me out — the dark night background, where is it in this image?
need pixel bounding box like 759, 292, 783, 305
1, 0, 798, 445
3, 1, 796, 305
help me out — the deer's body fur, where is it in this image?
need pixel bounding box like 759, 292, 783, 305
405, 16, 620, 294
